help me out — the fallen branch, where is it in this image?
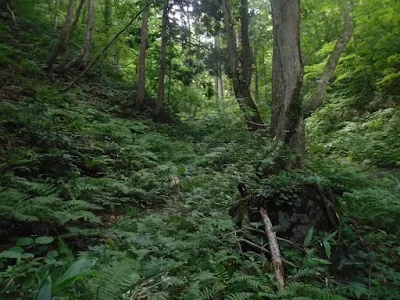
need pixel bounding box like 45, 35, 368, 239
61, 1, 153, 92
260, 207, 285, 291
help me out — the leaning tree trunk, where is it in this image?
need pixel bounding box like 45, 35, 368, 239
271, 0, 304, 166
136, 3, 149, 111
154, 0, 169, 121
303, 0, 353, 118
221, 0, 263, 131
46, 0, 76, 69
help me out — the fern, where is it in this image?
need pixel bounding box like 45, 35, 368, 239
89, 258, 141, 300
225, 292, 254, 300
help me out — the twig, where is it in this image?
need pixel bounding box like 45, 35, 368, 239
316, 183, 339, 229
6, 2, 16, 23
61, 1, 153, 92
238, 238, 295, 268
245, 226, 307, 253
260, 207, 285, 291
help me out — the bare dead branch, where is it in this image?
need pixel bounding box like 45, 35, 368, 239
260, 207, 285, 291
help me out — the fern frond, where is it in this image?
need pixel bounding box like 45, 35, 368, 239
89, 258, 141, 300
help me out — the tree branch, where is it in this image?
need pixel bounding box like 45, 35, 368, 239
260, 207, 285, 291
61, 1, 153, 92
303, 0, 353, 118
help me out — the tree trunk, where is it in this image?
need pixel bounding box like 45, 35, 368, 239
222, 0, 263, 130
81, 0, 95, 68
240, 0, 252, 88
214, 35, 224, 103
214, 75, 219, 102
136, 3, 149, 111
219, 73, 224, 101
254, 48, 259, 103
60, 0, 86, 69
46, 0, 76, 69
104, 0, 111, 26
154, 0, 169, 121
271, 0, 304, 164
53, 0, 60, 31
303, 0, 353, 118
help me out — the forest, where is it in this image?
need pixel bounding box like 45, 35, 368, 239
0, 0, 399, 299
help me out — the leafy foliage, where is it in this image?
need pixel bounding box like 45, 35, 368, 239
1, 0, 399, 299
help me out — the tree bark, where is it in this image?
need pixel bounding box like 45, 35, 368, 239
240, 0, 252, 88
260, 207, 285, 292
62, 2, 151, 91
154, 0, 169, 121
303, 0, 353, 118
136, 3, 149, 111
60, 0, 86, 69
222, 0, 263, 130
46, 0, 76, 69
53, 0, 61, 31
271, 0, 304, 164
254, 48, 259, 103
81, 0, 95, 68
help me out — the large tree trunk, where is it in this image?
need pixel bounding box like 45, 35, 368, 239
154, 0, 169, 121
81, 0, 95, 68
240, 0, 252, 88
46, 0, 76, 69
222, 0, 263, 131
136, 3, 149, 111
271, 0, 304, 165
303, 0, 353, 118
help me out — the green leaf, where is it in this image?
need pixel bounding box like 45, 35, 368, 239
303, 226, 314, 247
0, 250, 22, 259
323, 241, 331, 259
308, 257, 331, 265
35, 236, 54, 244
46, 250, 59, 259
54, 257, 97, 291
21, 252, 35, 259
323, 230, 338, 243
35, 276, 52, 300
9, 246, 25, 253
16, 237, 35, 246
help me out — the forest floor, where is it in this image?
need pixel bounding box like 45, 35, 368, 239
1, 25, 400, 300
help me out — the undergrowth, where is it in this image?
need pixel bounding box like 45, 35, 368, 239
1, 15, 400, 300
